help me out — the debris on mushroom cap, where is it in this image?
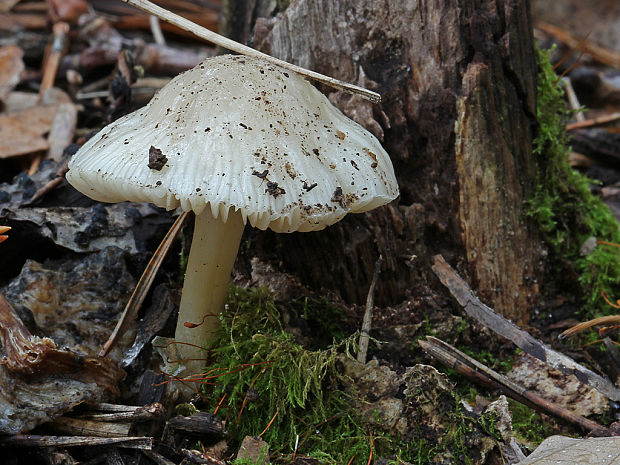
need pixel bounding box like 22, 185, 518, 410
67, 55, 399, 233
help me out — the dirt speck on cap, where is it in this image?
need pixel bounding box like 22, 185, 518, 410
148, 146, 168, 171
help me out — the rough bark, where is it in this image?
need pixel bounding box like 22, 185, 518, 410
234, 0, 543, 324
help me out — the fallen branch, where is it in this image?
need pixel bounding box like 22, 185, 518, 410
431, 254, 620, 402
419, 336, 612, 435
0, 435, 152, 449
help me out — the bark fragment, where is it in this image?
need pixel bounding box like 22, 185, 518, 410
0, 293, 124, 434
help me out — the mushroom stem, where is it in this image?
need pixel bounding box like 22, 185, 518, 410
174, 208, 245, 379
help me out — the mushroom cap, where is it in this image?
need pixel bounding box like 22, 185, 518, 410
67, 54, 399, 232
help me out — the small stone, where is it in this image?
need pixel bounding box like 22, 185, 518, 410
579, 236, 598, 256
236, 436, 270, 465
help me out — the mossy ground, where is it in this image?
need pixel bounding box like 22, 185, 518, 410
199, 286, 496, 464
527, 47, 620, 318
508, 399, 560, 448
206, 286, 370, 464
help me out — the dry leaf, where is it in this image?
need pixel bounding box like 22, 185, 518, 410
47, 102, 77, 162
0, 105, 57, 158
517, 435, 620, 464
0, 44, 23, 102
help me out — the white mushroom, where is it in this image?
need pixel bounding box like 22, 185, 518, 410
67, 54, 399, 379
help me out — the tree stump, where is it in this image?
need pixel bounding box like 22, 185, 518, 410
234, 0, 543, 325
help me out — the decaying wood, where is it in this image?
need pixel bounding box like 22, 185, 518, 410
249, 0, 543, 324
569, 128, 620, 169
181, 448, 226, 465
0, 292, 125, 434
0, 434, 152, 449
142, 449, 177, 465
431, 254, 620, 402
167, 412, 227, 438
74, 402, 165, 422
48, 417, 131, 438
419, 336, 612, 436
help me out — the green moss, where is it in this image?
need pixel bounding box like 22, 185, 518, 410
526, 47, 620, 317
175, 402, 199, 417
289, 295, 348, 348
508, 399, 557, 447
203, 287, 495, 464
207, 286, 370, 464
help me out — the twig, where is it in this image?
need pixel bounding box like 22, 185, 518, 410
563, 78, 585, 122
0, 435, 153, 449
537, 22, 620, 70
121, 0, 381, 103
431, 254, 620, 402
100, 212, 190, 357
560, 315, 620, 339
149, 15, 166, 46
38, 22, 68, 102
366, 431, 374, 465
258, 410, 279, 437
25, 162, 68, 205
235, 367, 267, 425
73, 403, 164, 422
567, 112, 620, 131
419, 336, 611, 435
213, 393, 226, 415
357, 255, 383, 364
29, 21, 69, 175
292, 434, 299, 461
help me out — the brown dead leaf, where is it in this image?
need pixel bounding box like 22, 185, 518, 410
3, 88, 70, 112
48, 102, 77, 162
0, 45, 23, 102
0, 87, 74, 159
0, 105, 57, 158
